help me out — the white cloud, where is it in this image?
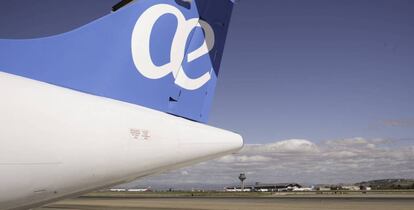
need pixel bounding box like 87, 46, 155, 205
264, 139, 319, 153
126, 138, 414, 188
326, 137, 369, 146
324, 151, 357, 158
217, 155, 271, 163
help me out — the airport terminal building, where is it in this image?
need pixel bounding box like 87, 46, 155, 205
225, 183, 302, 192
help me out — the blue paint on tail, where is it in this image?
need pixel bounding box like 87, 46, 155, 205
0, 0, 235, 123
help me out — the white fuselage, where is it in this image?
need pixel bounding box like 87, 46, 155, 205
0, 72, 243, 210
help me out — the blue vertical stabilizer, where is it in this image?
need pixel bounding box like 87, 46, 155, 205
0, 0, 235, 123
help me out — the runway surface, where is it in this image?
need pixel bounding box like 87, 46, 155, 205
36, 196, 414, 210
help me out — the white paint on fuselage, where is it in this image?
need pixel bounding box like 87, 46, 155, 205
0, 71, 243, 210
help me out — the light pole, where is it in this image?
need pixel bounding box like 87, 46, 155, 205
239, 173, 246, 192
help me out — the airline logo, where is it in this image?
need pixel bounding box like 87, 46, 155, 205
131, 4, 215, 90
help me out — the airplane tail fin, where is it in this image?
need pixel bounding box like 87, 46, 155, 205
0, 0, 236, 123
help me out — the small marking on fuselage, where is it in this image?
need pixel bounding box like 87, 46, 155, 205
130, 128, 151, 140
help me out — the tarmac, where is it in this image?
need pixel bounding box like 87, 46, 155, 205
36, 195, 414, 210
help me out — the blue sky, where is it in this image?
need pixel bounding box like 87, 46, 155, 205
1, 0, 413, 184
209, 0, 414, 144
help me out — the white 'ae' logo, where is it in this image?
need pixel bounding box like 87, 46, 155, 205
131, 4, 215, 90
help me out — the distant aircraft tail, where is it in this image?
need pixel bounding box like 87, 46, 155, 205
0, 0, 236, 123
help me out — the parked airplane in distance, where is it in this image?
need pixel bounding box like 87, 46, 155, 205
0, 0, 243, 209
